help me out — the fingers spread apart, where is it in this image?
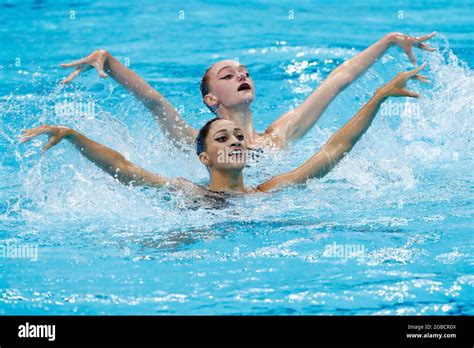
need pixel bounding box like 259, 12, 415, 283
19, 125, 50, 143
92, 62, 108, 78
416, 31, 437, 42
413, 74, 430, 83
407, 62, 427, 76
418, 42, 436, 52
403, 89, 421, 98
403, 46, 417, 64
60, 56, 90, 68
41, 135, 61, 153
60, 66, 81, 85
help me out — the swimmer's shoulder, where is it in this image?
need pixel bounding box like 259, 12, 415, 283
171, 178, 233, 198
245, 133, 284, 164
254, 129, 285, 150
171, 178, 262, 196
171, 177, 209, 196
168, 178, 230, 209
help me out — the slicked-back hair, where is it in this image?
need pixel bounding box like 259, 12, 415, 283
195, 117, 222, 156
200, 66, 216, 114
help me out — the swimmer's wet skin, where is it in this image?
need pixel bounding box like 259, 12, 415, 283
59, 32, 436, 151
21, 64, 429, 197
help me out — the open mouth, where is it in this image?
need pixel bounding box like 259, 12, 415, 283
228, 148, 243, 157
237, 83, 251, 91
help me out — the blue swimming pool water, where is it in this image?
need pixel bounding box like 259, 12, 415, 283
0, 1, 473, 315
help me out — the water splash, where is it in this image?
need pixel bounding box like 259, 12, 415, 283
1, 37, 472, 315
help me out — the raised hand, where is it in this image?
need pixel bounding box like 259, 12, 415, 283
387, 32, 437, 64
378, 63, 429, 98
60, 50, 109, 84
20, 125, 72, 152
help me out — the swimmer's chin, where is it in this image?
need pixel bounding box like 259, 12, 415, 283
237, 94, 254, 104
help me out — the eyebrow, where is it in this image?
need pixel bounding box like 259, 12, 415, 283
216, 65, 247, 76
213, 127, 243, 136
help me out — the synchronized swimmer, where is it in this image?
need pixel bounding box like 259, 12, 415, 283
20, 32, 436, 197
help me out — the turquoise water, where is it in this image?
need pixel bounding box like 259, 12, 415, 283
0, 1, 473, 315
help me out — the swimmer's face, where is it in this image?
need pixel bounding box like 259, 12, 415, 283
204, 60, 255, 111
198, 119, 248, 172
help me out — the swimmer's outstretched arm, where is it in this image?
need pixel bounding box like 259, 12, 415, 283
60, 50, 197, 147
258, 64, 428, 192
266, 32, 436, 143
20, 125, 171, 187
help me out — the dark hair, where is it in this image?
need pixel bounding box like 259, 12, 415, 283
195, 117, 222, 156
200, 66, 216, 114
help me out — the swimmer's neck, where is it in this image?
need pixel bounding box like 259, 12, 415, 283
208, 168, 246, 194
216, 104, 259, 144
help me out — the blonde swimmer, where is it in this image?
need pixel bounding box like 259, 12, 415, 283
59, 33, 436, 152
22, 65, 428, 197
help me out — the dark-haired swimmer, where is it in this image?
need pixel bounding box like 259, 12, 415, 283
59, 33, 436, 153
23, 65, 428, 196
